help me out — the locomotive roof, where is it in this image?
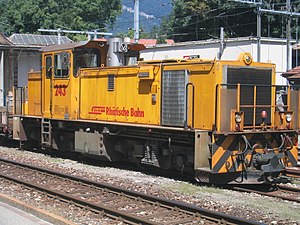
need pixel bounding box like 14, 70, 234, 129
40, 39, 146, 53
40, 40, 106, 52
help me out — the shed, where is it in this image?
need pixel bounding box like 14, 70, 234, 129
0, 33, 73, 106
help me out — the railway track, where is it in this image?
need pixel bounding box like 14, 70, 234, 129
284, 166, 300, 179
233, 184, 300, 203
0, 158, 263, 225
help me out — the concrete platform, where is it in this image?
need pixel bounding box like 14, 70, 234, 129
0, 193, 74, 225
0, 201, 53, 225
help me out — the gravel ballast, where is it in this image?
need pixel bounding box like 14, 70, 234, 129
0, 146, 299, 225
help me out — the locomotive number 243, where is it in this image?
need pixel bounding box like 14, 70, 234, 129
54, 84, 67, 96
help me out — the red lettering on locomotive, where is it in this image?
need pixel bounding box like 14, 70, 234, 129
89, 106, 144, 117
54, 84, 67, 96
131, 107, 144, 117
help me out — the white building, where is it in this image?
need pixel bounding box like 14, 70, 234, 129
140, 37, 296, 85
0, 33, 72, 106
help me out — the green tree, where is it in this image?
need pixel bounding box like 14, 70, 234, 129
156, 0, 300, 42
0, 0, 121, 36
157, 0, 230, 42
116, 26, 150, 40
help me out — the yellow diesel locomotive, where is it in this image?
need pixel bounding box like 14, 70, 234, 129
10, 37, 299, 184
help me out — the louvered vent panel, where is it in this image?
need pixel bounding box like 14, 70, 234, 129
108, 74, 115, 91
162, 70, 187, 127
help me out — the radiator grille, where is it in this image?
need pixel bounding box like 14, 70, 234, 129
227, 67, 272, 126
161, 70, 187, 127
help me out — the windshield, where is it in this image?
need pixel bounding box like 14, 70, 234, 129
74, 48, 100, 72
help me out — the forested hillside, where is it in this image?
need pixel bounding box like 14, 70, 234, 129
0, 0, 122, 36
111, 0, 172, 34
2, 0, 297, 43
157, 0, 300, 42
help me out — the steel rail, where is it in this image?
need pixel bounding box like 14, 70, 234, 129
284, 167, 300, 178
0, 157, 264, 225
233, 185, 300, 204
0, 172, 156, 224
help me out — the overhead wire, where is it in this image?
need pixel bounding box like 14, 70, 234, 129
155, 1, 300, 39
3, 0, 299, 38
112, 3, 253, 29
156, 8, 256, 39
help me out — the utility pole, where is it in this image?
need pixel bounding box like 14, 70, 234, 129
134, 0, 140, 43
257, 1, 262, 62
296, 17, 299, 66
229, 1, 262, 62
230, 0, 300, 71
218, 27, 225, 60
286, 0, 291, 70
57, 28, 61, 45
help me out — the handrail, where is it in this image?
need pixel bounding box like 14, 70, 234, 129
253, 85, 257, 128
215, 84, 291, 132
185, 83, 195, 129
236, 83, 240, 112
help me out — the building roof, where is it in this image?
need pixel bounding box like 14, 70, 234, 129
138, 39, 157, 47
9, 34, 73, 46
93, 38, 174, 48
136, 39, 175, 47
282, 66, 300, 80
143, 36, 296, 50
0, 33, 12, 46
165, 39, 174, 45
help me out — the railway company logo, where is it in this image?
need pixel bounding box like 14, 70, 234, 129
89, 106, 144, 118
89, 106, 105, 115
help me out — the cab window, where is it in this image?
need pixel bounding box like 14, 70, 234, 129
54, 52, 70, 77
74, 48, 100, 73
45, 56, 52, 79
125, 50, 139, 65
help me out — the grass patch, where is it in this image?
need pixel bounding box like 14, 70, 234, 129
161, 182, 225, 196
161, 182, 300, 222
291, 178, 300, 185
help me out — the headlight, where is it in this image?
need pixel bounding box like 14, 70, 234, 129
261, 110, 267, 119
286, 114, 292, 122
235, 114, 242, 123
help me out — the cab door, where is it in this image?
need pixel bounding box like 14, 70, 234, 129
52, 51, 71, 119
42, 55, 53, 118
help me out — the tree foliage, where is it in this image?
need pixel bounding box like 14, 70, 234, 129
156, 0, 300, 42
0, 0, 122, 36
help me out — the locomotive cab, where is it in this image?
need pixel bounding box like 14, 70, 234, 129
25, 38, 145, 119
44, 37, 145, 78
